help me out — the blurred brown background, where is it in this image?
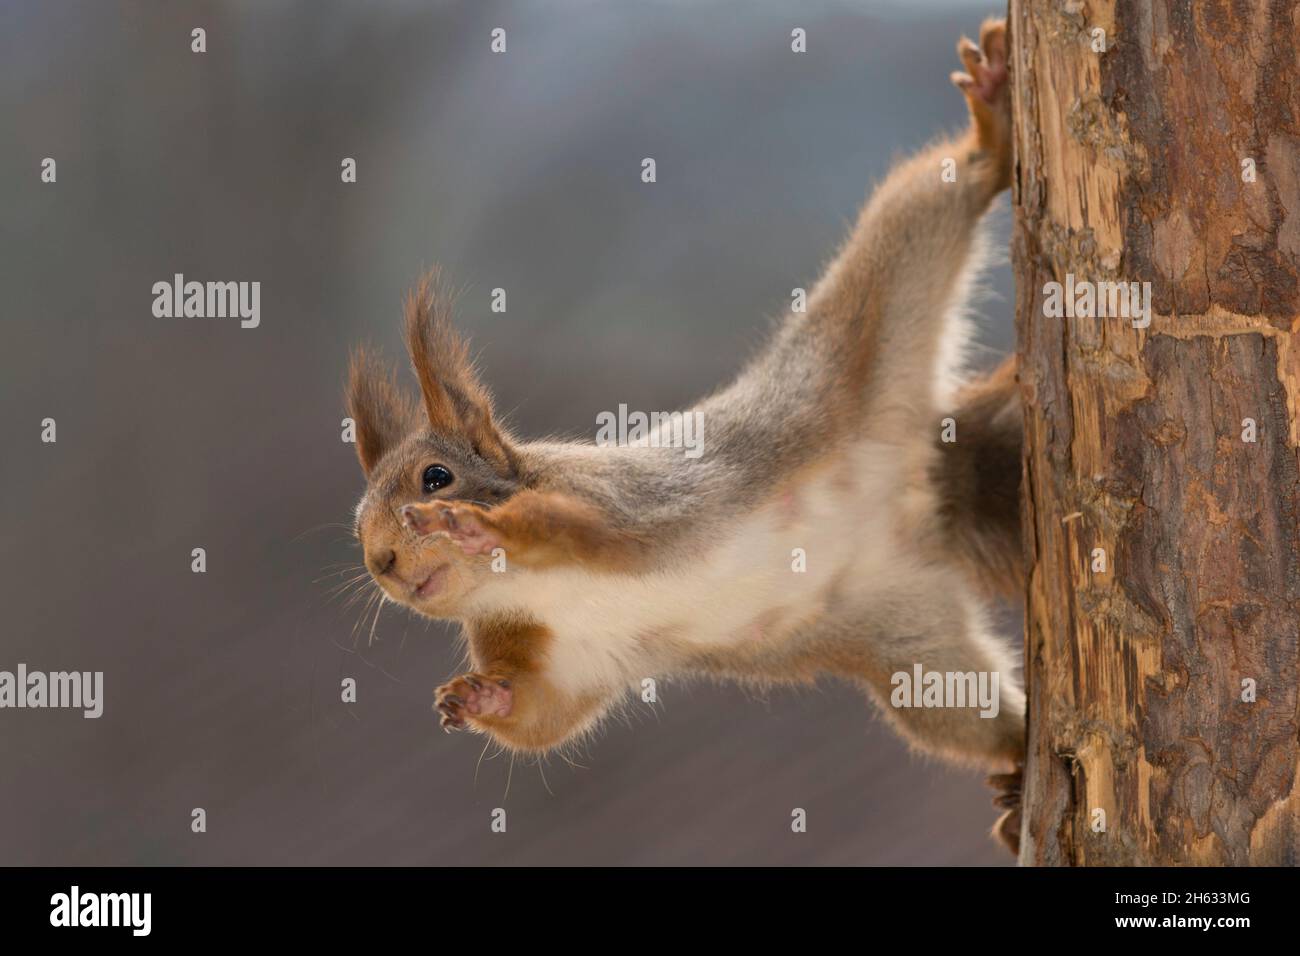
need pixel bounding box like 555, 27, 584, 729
0, 0, 1016, 865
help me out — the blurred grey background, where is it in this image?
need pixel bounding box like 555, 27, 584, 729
0, 0, 1015, 865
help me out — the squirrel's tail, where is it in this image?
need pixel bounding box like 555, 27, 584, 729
930, 355, 1023, 599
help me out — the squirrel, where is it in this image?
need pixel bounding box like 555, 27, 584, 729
344, 18, 1026, 854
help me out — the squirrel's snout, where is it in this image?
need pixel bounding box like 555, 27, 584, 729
365, 547, 396, 577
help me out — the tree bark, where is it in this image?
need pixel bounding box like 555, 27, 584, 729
1011, 0, 1300, 865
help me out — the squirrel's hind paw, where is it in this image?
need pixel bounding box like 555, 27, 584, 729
988, 763, 1023, 858
951, 17, 1011, 180
952, 18, 1008, 107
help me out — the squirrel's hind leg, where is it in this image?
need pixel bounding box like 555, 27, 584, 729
810, 567, 1025, 770
799, 18, 1013, 439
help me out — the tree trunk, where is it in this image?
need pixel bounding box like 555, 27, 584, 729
1011, 0, 1300, 865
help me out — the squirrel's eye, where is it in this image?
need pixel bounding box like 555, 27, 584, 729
421, 464, 454, 494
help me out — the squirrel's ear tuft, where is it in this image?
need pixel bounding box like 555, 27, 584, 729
403, 269, 517, 475
347, 347, 417, 477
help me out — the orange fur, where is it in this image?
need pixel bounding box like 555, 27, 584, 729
346, 348, 419, 476
437, 615, 607, 751
403, 272, 517, 475
404, 489, 651, 572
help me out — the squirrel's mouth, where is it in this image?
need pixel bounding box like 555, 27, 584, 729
414, 564, 450, 598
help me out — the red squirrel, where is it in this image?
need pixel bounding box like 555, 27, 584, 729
344, 18, 1025, 852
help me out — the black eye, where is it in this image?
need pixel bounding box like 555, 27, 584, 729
422, 464, 454, 494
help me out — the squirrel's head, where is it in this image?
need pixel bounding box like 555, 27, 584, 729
346, 272, 519, 618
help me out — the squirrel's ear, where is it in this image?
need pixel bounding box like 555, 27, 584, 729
347, 347, 417, 476
403, 271, 517, 475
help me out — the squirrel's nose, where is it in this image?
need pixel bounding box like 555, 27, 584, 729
366, 548, 396, 577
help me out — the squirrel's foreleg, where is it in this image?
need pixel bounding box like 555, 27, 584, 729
402, 490, 648, 572
435, 615, 610, 752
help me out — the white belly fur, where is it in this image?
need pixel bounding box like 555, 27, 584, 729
468, 439, 921, 696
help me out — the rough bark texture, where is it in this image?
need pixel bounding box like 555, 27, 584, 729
1011, 0, 1300, 865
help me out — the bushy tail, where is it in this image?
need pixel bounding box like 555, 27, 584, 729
931, 355, 1023, 599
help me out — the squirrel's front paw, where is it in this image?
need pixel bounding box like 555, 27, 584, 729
400, 501, 502, 556
951, 18, 1011, 180
435, 673, 514, 731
